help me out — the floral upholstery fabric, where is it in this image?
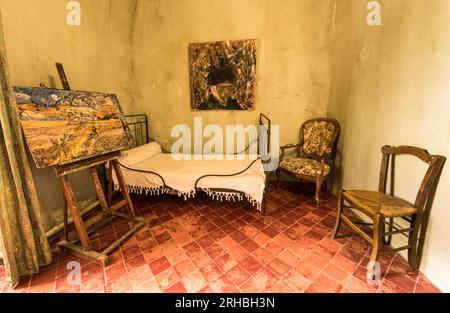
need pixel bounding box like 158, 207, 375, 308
280, 157, 330, 177
302, 121, 336, 156
343, 190, 417, 218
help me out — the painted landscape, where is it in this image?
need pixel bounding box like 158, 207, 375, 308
14, 87, 130, 168
189, 39, 257, 110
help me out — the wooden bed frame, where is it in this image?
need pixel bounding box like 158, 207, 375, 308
122, 113, 271, 215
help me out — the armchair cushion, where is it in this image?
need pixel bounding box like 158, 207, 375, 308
303, 121, 337, 156
279, 157, 330, 177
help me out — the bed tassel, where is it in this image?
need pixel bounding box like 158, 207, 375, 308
178, 189, 196, 200
114, 183, 167, 196
201, 188, 262, 212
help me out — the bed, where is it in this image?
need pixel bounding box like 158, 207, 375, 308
110, 114, 271, 215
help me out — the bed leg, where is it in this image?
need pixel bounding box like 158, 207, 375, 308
262, 195, 266, 216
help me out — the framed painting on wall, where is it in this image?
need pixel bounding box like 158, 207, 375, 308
13, 87, 131, 168
189, 39, 257, 111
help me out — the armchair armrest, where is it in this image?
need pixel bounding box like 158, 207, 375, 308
279, 143, 299, 162
280, 143, 299, 151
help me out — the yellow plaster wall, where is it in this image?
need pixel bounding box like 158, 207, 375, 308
328, 0, 450, 291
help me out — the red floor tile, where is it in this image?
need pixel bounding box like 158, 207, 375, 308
284, 270, 311, 292
239, 267, 279, 292
164, 281, 187, 293
322, 262, 350, 283
218, 236, 238, 251
229, 230, 248, 243
277, 249, 299, 267
241, 238, 260, 253
239, 255, 263, 275
252, 247, 275, 266
105, 262, 126, 283
149, 257, 171, 276
228, 245, 249, 261
190, 250, 212, 269
174, 259, 197, 278
199, 262, 222, 283
215, 253, 238, 272
267, 258, 290, 277
197, 235, 215, 249
155, 267, 179, 291
181, 270, 208, 293
210, 274, 237, 293
183, 241, 202, 258
226, 264, 251, 286
204, 243, 226, 260
133, 278, 161, 293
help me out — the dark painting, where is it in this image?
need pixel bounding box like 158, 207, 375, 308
189, 39, 257, 110
14, 87, 130, 168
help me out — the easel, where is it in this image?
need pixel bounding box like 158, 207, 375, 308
54, 64, 146, 265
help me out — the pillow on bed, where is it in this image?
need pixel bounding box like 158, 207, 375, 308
119, 142, 162, 166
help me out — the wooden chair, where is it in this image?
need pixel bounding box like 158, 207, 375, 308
276, 118, 340, 204
332, 145, 446, 270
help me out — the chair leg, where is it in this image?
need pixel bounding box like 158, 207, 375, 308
276, 169, 281, 189
370, 214, 384, 264
383, 218, 394, 245
315, 174, 322, 204
408, 214, 419, 269
331, 190, 343, 239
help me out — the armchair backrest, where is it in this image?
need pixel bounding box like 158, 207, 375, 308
299, 118, 340, 159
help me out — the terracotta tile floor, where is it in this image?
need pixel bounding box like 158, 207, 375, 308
0, 183, 441, 293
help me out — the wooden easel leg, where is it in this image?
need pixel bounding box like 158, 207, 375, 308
89, 166, 109, 212
55, 153, 147, 266
331, 190, 343, 239
59, 175, 90, 250
63, 197, 69, 241
107, 162, 113, 207
111, 160, 136, 216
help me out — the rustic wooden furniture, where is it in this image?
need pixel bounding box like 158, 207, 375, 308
276, 118, 340, 204
52, 63, 146, 265
332, 145, 446, 270
56, 62, 71, 90
56, 151, 147, 266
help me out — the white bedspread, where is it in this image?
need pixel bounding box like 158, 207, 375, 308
111, 143, 266, 211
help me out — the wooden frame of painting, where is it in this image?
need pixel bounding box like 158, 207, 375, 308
189, 39, 257, 111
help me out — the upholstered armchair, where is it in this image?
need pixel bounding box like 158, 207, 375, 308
276, 118, 340, 203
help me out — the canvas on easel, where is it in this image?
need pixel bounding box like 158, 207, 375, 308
13, 71, 145, 266
14, 86, 131, 168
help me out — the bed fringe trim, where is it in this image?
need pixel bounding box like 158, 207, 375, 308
114, 183, 262, 212
201, 188, 262, 212
113, 183, 168, 196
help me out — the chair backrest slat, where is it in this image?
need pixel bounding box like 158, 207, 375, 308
379, 145, 446, 214
381, 145, 434, 163
378, 152, 390, 193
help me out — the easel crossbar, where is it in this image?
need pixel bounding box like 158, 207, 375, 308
56, 155, 147, 266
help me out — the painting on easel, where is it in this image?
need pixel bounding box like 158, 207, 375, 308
14, 87, 131, 168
